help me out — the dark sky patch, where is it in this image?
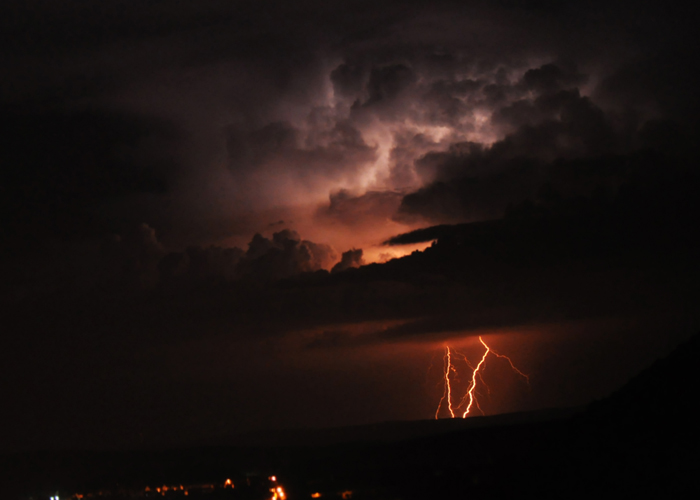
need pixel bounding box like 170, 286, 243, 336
1, 107, 183, 246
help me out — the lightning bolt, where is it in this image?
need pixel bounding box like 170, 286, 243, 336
435, 346, 455, 419
434, 336, 528, 419
453, 350, 490, 395
461, 337, 491, 417
489, 346, 530, 385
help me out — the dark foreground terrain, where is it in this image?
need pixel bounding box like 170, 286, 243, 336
4, 333, 699, 500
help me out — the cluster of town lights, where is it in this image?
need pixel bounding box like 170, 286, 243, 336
58, 475, 353, 500
146, 484, 190, 495
62, 476, 283, 499
268, 476, 286, 500
310, 490, 352, 498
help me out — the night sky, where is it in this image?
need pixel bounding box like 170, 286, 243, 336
2, 0, 699, 452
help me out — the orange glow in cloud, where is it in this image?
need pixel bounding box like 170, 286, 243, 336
220, 201, 432, 269
214, 104, 506, 266
435, 336, 529, 419
364, 240, 434, 265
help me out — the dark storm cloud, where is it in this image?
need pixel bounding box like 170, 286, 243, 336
99, 223, 166, 290
141, 228, 337, 285
390, 59, 677, 224
159, 245, 245, 285
0, 225, 341, 307
9, 163, 700, 344
5, 0, 693, 247
388, 131, 444, 188
235, 229, 337, 281
319, 52, 664, 227
1, 1, 396, 248
364, 64, 417, 106
2, 0, 694, 324
331, 248, 364, 274
351, 165, 700, 343
318, 189, 404, 226
519, 63, 586, 94
330, 62, 366, 99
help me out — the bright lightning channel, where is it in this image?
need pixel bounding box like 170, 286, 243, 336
435, 346, 455, 419
435, 336, 529, 419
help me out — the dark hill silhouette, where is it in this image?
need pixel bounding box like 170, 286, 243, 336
559, 331, 700, 497
209, 407, 581, 448
584, 329, 699, 425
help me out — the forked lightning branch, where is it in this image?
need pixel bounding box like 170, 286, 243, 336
435, 337, 530, 419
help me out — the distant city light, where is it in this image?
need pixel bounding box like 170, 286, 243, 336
270, 485, 287, 500
63, 474, 285, 498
